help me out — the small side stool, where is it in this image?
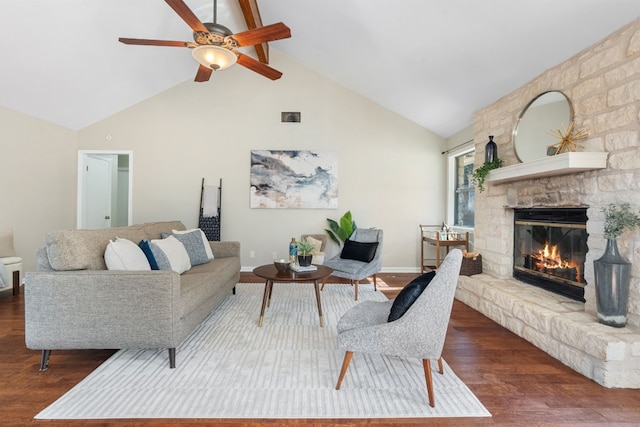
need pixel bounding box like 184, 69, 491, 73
0, 257, 22, 296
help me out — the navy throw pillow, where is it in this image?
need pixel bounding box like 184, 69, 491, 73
139, 240, 160, 270
340, 239, 379, 263
388, 271, 436, 322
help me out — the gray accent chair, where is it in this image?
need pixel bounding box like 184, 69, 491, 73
334, 249, 463, 407
321, 228, 383, 300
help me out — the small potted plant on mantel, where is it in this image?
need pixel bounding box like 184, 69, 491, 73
593, 202, 640, 327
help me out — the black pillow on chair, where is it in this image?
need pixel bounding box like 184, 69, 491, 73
388, 271, 436, 322
340, 239, 379, 262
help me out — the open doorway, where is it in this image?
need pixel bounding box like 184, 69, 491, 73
77, 150, 133, 229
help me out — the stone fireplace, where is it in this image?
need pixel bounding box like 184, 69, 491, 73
454, 18, 640, 388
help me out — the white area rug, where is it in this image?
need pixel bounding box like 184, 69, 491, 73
36, 282, 490, 420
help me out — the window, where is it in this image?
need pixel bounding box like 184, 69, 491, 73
453, 151, 475, 227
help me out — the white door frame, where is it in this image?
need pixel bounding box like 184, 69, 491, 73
83, 154, 113, 229
77, 150, 133, 229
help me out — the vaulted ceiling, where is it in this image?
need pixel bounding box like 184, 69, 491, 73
0, 1, 638, 137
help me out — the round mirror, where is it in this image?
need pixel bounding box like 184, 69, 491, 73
512, 91, 573, 162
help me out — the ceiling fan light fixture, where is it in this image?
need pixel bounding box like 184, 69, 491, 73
192, 45, 237, 70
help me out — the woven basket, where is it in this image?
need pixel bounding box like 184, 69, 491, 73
460, 254, 482, 276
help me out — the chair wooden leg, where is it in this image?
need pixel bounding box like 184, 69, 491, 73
320, 276, 329, 291
336, 351, 353, 390
438, 357, 444, 374
372, 274, 377, 292
353, 280, 358, 301
423, 359, 435, 407
12, 270, 20, 296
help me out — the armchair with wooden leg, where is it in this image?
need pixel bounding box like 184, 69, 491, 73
334, 249, 463, 407
321, 228, 383, 300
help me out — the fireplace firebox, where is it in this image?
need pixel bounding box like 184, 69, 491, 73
513, 208, 587, 302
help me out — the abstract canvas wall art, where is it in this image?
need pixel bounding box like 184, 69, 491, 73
250, 150, 338, 209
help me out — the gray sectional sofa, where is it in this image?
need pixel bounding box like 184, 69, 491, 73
24, 221, 240, 370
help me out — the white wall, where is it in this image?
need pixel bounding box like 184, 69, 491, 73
0, 106, 78, 270
76, 51, 446, 271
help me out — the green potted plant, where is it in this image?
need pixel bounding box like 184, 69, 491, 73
594, 203, 640, 327
326, 210, 357, 247
296, 238, 316, 267
471, 158, 503, 192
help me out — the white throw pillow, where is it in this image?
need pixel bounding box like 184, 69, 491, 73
173, 228, 214, 260
305, 236, 323, 253
151, 236, 191, 274
104, 237, 151, 271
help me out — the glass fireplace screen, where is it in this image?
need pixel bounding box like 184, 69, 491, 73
513, 208, 587, 301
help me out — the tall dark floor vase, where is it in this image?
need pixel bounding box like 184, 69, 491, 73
594, 238, 631, 327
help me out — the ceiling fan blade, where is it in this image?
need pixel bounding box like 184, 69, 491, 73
119, 38, 192, 48
236, 52, 282, 80
165, 0, 209, 33
232, 22, 291, 47
238, 0, 268, 63
195, 65, 213, 82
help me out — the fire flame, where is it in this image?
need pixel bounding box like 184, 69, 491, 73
532, 243, 581, 282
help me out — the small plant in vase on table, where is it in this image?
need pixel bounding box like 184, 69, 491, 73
296, 239, 316, 267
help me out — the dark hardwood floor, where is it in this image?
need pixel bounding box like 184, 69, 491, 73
2, 272, 639, 426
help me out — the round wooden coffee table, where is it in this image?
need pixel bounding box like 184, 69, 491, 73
252, 264, 333, 327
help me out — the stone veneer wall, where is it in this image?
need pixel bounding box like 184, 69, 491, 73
460, 18, 640, 387
474, 17, 640, 326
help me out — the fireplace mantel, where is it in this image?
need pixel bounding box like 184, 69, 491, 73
486, 152, 608, 184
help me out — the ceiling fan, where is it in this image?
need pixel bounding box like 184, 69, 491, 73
119, 0, 291, 82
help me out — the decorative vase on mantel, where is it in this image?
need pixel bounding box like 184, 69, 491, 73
485, 135, 497, 163
593, 238, 631, 327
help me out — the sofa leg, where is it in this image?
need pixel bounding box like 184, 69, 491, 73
233, 286, 236, 295
39, 350, 51, 371
168, 348, 176, 368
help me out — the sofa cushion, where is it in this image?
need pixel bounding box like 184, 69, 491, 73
184, 256, 240, 282
104, 237, 151, 271
150, 236, 191, 274
180, 257, 241, 317
44, 222, 186, 271
340, 239, 379, 263
162, 230, 210, 266
173, 228, 214, 260
142, 221, 186, 240
388, 271, 436, 322
139, 240, 162, 270
46, 226, 147, 271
